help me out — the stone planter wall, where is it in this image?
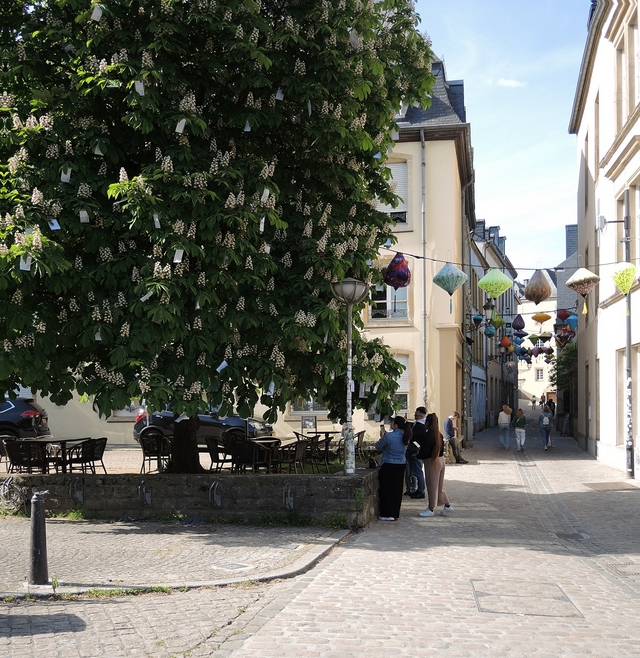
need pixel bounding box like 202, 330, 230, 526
2, 470, 380, 528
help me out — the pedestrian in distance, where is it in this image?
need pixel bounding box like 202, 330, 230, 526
539, 405, 554, 450
548, 399, 556, 417
419, 413, 453, 518
404, 406, 427, 499
498, 404, 512, 450
376, 416, 412, 521
444, 410, 468, 463
540, 394, 546, 407
531, 395, 537, 410
512, 408, 526, 451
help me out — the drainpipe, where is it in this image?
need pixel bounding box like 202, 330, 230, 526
623, 189, 634, 478
420, 128, 427, 407
460, 175, 474, 446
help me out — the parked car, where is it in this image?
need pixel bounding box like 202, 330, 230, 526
133, 407, 273, 446
0, 397, 52, 438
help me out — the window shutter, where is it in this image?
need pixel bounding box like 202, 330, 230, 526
395, 355, 409, 392
377, 162, 408, 214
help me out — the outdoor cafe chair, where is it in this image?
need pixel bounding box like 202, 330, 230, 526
0, 436, 17, 472
3, 440, 47, 474
139, 434, 171, 473
67, 437, 108, 474
222, 430, 271, 473
277, 438, 308, 474
336, 430, 366, 463
204, 436, 232, 472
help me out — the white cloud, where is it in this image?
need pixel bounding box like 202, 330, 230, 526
497, 78, 527, 88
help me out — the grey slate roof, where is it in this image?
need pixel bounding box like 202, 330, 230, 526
399, 59, 466, 128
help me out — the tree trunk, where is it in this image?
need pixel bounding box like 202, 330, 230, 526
169, 415, 205, 473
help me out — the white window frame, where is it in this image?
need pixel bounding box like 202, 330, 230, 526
535, 368, 544, 382
370, 283, 408, 321
377, 162, 408, 225
394, 355, 409, 414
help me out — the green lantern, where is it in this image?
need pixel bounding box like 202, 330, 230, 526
478, 268, 513, 299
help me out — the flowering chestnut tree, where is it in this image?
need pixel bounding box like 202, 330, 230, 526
3, 0, 434, 471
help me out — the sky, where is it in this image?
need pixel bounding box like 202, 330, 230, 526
414, 0, 591, 280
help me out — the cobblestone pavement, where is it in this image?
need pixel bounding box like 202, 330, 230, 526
3, 408, 640, 656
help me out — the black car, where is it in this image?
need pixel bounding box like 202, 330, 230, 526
133, 408, 273, 445
0, 397, 52, 438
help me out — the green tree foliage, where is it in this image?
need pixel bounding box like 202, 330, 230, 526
2, 0, 434, 471
548, 342, 577, 391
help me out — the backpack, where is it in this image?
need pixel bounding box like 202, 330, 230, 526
543, 416, 550, 426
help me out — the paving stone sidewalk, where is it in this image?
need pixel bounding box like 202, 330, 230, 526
3, 413, 640, 657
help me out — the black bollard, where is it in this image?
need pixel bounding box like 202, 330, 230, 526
29, 490, 48, 585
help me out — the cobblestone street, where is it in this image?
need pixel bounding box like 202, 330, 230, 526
2, 415, 640, 657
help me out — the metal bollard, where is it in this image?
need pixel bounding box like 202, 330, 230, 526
29, 490, 49, 585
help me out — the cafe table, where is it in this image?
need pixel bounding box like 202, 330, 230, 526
252, 436, 298, 473
24, 437, 87, 474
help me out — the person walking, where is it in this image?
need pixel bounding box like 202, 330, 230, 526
539, 405, 554, 450
419, 413, 453, 518
376, 416, 411, 521
531, 395, 537, 410
405, 407, 427, 499
498, 404, 512, 450
548, 399, 556, 417
512, 408, 526, 451
444, 410, 468, 464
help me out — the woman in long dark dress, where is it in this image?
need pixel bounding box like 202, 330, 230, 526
375, 416, 412, 521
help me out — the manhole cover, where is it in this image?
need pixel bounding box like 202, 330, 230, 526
585, 482, 640, 492
471, 580, 582, 618
213, 563, 252, 571
605, 563, 640, 577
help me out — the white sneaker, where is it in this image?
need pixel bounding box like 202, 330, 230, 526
441, 505, 453, 516
419, 508, 435, 517
378, 516, 395, 521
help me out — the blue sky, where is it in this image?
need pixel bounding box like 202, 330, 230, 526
414, 0, 591, 279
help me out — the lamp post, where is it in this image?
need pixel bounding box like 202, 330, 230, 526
331, 278, 369, 475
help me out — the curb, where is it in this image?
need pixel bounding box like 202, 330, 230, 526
0, 528, 351, 600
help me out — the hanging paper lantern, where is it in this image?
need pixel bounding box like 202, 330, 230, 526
512, 314, 525, 330
557, 309, 570, 322
513, 336, 525, 345
472, 314, 484, 327
383, 253, 411, 313
483, 325, 496, 338
514, 346, 522, 355
544, 347, 555, 355
612, 262, 637, 296
433, 262, 468, 312
513, 329, 528, 338
491, 315, 505, 329
528, 334, 539, 345
508, 345, 515, 353
538, 332, 552, 343
531, 312, 551, 324
566, 267, 600, 314
523, 269, 553, 305
566, 314, 579, 331
478, 268, 513, 299
532, 347, 541, 357
499, 336, 511, 348
383, 253, 411, 290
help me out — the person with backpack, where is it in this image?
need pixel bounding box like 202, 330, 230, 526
512, 408, 526, 452
404, 406, 427, 499
539, 405, 554, 450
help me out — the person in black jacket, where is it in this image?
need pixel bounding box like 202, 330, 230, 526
404, 406, 427, 499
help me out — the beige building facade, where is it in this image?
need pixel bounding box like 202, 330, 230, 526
569, 0, 640, 473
